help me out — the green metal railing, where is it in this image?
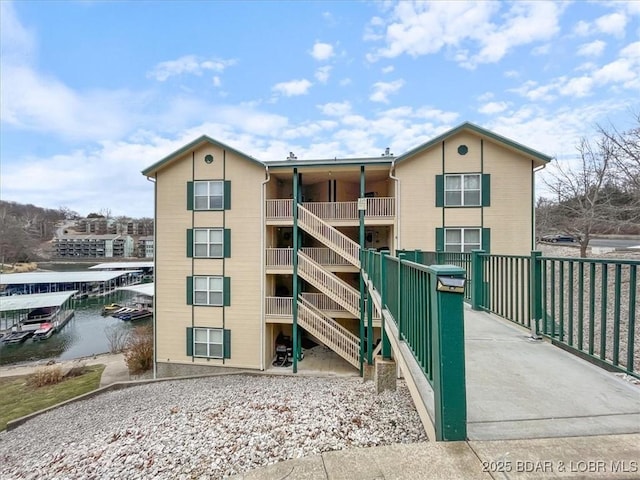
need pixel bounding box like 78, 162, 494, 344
537, 256, 638, 377
409, 248, 639, 378
398, 250, 472, 301
361, 249, 467, 441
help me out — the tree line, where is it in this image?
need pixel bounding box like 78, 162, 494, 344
537, 112, 640, 257
0, 202, 153, 264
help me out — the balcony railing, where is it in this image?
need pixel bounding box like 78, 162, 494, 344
266, 197, 395, 222
266, 199, 293, 221
300, 248, 354, 267
266, 248, 293, 268
300, 292, 346, 313
265, 296, 293, 318
364, 197, 395, 218
266, 248, 355, 269
300, 292, 381, 319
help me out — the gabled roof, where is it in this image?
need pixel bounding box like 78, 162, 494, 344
395, 121, 552, 164
141, 135, 264, 176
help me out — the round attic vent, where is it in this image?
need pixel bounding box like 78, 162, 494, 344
457, 145, 468, 155
204, 154, 214, 164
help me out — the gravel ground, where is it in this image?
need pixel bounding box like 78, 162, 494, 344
0, 375, 426, 480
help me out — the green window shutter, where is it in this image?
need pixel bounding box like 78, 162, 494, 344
482, 174, 491, 206
187, 182, 194, 210
186, 229, 193, 257
223, 276, 231, 306
224, 229, 231, 258
435, 228, 444, 251
224, 180, 231, 210
482, 228, 491, 253
186, 276, 193, 305
186, 327, 193, 356
223, 329, 231, 359
435, 175, 444, 207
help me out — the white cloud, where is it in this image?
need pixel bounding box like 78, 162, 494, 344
370, 79, 405, 103
595, 12, 627, 37
558, 76, 594, 97
318, 101, 352, 116
479, 101, 509, 115
310, 42, 334, 61
366, 1, 563, 68
0, 63, 142, 140
212, 76, 221, 87
592, 41, 640, 89
147, 55, 236, 81
315, 65, 332, 84
510, 41, 640, 101
272, 79, 313, 97
573, 20, 591, 37
577, 40, 606, 57
339, 78, 352, 86
381, 66, 394, 74
573, 11, 632, 38
0, 1, 36, 63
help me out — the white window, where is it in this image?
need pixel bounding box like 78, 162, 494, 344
445, 228, 481, 252
194, 181, 224, 210
194, 276, 223, 306
194, 328, 223, 358
194, 228, 223, 258
445, 174, 481, 206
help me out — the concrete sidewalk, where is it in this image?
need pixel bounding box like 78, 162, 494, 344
464, 307, 640, 440
230, 433, 640, 479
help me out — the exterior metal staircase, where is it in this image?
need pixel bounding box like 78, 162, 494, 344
297, 204, 360, 268
294, 202, 366, 369
298, 251, 361, 318
297, 297, 360, 368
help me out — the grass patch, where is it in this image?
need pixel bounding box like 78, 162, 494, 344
0, 364, 105, 431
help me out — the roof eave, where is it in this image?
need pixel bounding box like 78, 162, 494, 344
395, 121, 552, 165
141, 135, 264, 177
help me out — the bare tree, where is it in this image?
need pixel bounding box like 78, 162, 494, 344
598, 112, 640, 207
542, 136, 616, 257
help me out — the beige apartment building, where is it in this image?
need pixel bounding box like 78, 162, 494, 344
142, 122, 551, 377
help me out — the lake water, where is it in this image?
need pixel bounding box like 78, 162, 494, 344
0, 265, 152, 366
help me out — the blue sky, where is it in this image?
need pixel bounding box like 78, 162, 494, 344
1, 0, 639, 218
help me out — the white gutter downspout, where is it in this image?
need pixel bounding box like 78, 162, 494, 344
532, 162, 547, 250
146, 175, 158, 380
260, 166, 270, 370
389, 159, 400, 252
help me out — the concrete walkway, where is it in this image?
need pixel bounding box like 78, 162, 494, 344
230, 433, 640, 479
464, 307, 640, 440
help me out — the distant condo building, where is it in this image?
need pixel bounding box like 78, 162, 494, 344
137, 236, 155, 258
53, 234, 134, 258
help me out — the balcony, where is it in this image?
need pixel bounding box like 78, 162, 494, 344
266, 248, 358, 273
265, 296, 293, 323
264, 293, 380, 325
266, 197, 395, 226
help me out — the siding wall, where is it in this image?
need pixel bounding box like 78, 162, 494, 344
396, 131, 534, 255
155, 144, 265, 373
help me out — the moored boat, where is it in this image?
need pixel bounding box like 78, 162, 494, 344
2, 331, 34, 344
102, 303, 123, 315
32, 322, 55, 341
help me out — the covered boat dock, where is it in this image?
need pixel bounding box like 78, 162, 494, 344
0, 270, 143, 298
0, 291, 77, 340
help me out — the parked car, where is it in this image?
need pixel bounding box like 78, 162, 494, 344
540, 234, 579, 243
